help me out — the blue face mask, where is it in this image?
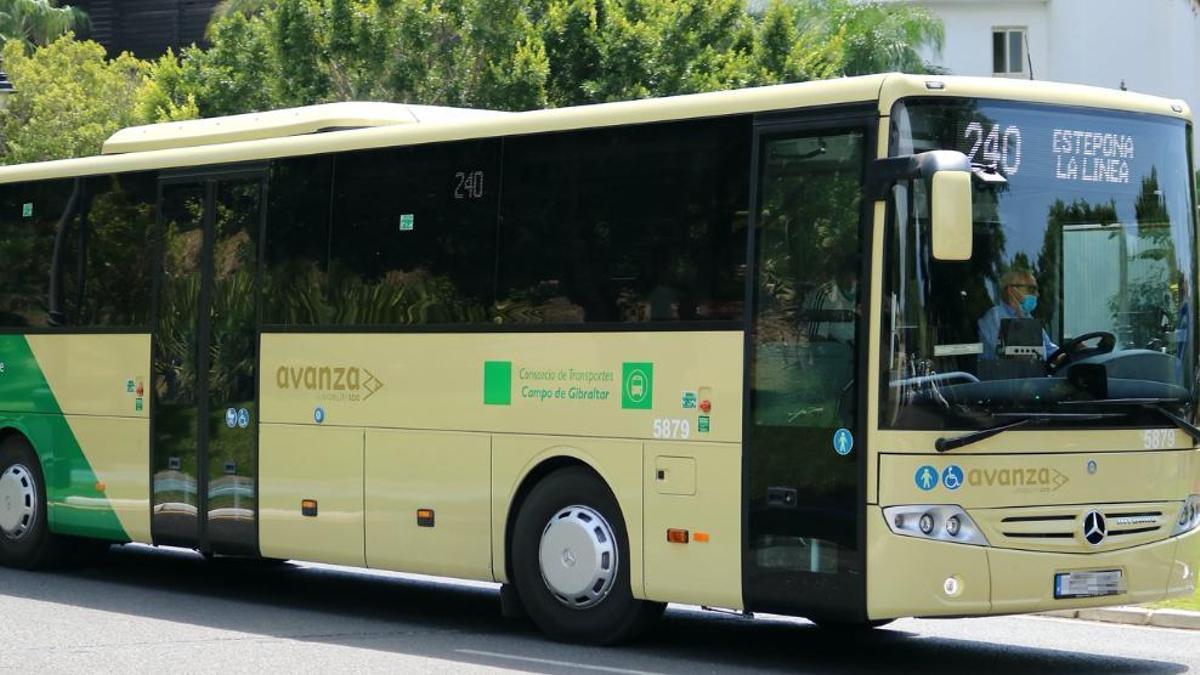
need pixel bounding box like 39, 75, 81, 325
1019, 293, 1038, 315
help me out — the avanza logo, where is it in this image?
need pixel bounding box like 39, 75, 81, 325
968, 467, 1069, 491
275, 365, 384, 402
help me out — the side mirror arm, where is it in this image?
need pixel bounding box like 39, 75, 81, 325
865, 150, 972, 200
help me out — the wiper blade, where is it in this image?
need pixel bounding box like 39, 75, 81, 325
934, 413, 1116, 453
1059, 398, 1200, 443
1145, 404, 1200, 443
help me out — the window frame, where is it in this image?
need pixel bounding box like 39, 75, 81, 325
992, 26, 1028, 78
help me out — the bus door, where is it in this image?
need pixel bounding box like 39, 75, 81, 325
744, 111, 874, 620
152, 169, 264, 556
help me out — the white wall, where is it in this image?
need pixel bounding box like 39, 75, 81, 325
895, 0, 1200, 151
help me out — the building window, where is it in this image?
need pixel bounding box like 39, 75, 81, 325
992, 27, 1026, 77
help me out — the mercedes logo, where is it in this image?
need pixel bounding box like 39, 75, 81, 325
561, 548, 576, 568
1082, 510, 1107, 546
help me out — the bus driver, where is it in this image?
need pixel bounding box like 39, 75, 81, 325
977, 268, 1058, 361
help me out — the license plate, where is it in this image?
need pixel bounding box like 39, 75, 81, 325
1054, 569, 1125, 599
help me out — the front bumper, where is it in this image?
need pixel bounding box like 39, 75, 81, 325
866, 505, 1200, 620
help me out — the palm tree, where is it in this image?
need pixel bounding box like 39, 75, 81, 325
793, 0, 945, 76
0, 0, 87, 47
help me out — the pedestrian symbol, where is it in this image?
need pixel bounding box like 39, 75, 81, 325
225, 407, 238, 428
942, 465, 964, 491
237, 408, 250, 429
915, 465, 938, 491
833, 428, 854, 456
314, 406, 326, 424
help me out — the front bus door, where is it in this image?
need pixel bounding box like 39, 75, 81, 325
152, 171, 263, 556
745, 114, 872, 621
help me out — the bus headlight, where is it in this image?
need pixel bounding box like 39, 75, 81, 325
883, 505, 989, 546
1174, 495, 1200, 536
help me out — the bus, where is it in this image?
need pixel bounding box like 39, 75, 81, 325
0, 73, 1197, 644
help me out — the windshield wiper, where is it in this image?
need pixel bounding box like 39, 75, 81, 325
934, 413, 1116, 453
1059, 397, 1200, 443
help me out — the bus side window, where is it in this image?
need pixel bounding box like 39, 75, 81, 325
0, 179, 77, 328
76, 173, 156, 328
496, 116, 749, 325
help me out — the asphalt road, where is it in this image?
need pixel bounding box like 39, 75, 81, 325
1, 545, 1198, 674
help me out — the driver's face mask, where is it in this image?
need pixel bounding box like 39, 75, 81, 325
1020, 293, 1038, 315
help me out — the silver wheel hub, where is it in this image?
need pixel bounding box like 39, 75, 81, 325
538, 505, 618, 609
0, 464, 36, 539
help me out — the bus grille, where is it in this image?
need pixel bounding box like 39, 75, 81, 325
969, 503, 1172, 553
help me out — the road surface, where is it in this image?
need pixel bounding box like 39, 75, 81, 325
0, 545, 1196, 674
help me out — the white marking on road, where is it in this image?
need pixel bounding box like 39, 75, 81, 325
456, 649, 660, 674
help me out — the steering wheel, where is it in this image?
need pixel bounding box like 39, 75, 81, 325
1048, 331, 1116, 371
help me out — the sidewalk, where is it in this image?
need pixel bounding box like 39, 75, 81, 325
1042, 606, 1200, 630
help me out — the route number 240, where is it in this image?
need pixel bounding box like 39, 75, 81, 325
963, 121, 1022, 175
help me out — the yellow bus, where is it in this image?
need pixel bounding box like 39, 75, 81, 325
0, 73, 1197, 644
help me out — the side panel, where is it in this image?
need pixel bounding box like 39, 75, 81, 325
0, 334, 149, 543
258, 423, 364, 566
643, 441, 743, 608
365, 429, 491, 580
260, 332, 742, 442
260, 331, 743, 600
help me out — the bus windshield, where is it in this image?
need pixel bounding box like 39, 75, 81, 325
883, 98, 1197, 430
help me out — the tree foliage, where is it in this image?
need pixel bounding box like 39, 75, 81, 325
0, 35, 143, 164
0, 0, 943, 163
793, 0, 943, 76
166, 0, 939, 116
0, 0, 86, 47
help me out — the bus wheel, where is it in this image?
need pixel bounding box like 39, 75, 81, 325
511, 466, 664, 645
0, 435, 67, 569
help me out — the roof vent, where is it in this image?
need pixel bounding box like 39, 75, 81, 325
102, 102, 507, 155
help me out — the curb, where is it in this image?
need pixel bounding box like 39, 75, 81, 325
1041, 606, 1200, 630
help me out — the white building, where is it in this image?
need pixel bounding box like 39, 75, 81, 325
888, 0, 1200, 147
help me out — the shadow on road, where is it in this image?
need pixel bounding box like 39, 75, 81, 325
0, 544, 1186, 675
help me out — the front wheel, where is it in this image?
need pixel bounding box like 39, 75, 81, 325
510, 466, 664, 644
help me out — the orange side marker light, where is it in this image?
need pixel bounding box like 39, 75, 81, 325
417, 508, 436, 527
693, 531, 710, 543
667, 528, 689, 544
94, 482, 106, 492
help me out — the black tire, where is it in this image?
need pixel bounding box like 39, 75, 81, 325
511, 466, 664, 645
0, 435, 70, 569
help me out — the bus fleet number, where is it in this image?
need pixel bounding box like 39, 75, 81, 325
652, 418, 690, 439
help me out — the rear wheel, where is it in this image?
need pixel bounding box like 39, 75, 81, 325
511, 466, 664, 644
0, 435, 69, 569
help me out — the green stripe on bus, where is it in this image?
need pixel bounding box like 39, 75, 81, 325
0, 335, 128, 541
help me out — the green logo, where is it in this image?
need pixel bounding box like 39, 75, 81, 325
126, 379, 135, 393
698, 415, 710, 433
483, 360, 511, 405
399, 213, 414, 231
621, 362, 653, 409
134, 397, 144, 412
21, 203, 32, 218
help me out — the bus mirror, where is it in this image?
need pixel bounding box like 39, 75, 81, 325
931, 170, 972, 261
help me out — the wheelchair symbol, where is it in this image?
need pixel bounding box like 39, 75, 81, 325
942, 465, 964, 491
